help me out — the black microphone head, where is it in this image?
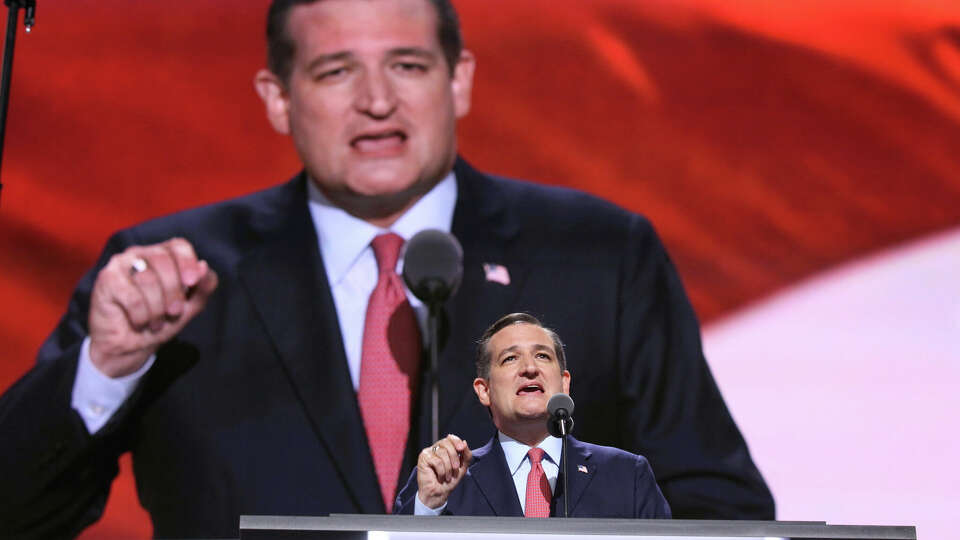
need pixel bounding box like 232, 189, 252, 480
547, 392, 575, 437
402, 229, 463, 306
547, 392, 575, 418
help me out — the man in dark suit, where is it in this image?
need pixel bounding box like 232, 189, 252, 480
395, 313, 671, 518
0, 0, 772, 538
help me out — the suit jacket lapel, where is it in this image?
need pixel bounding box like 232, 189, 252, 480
468, 437, 524, 516
555, 437, 595, 516
236, 175, 384, 513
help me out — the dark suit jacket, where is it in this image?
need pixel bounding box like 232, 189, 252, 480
394, 436, 672, 518
0, 159, 772, 539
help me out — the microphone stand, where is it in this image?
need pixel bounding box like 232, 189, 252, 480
557, 413, 571, 518
426, 301, 440, 443
0, 0, 35, 206
402, 229, 463, 446
419, 275, 450, 444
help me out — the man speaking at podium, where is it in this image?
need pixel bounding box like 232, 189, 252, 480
396, 313, 671, 518
0, 0, 770, 537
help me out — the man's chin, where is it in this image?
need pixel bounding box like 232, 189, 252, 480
514, 410, 549, 422
348, 177, 417, 198
323, 175, 433, 222
346, 165, 441, 199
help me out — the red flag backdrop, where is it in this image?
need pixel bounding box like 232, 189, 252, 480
1, 1, 958, 538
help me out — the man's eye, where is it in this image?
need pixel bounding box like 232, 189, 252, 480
394, 62, 427, 73
536, 353, 551, 360
316, 67, 348, 81
501, 355, 516, 364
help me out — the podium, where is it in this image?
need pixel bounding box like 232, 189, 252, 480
239, 515, 916, 540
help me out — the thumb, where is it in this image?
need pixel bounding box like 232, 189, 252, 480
186, 261, 218, 307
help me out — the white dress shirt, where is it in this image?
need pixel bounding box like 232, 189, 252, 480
309, 173, 457, 390
415, 432, 563, 515
71, 172, 457, 433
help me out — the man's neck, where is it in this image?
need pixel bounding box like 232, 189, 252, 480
322, 189, 426, 228
500, 424, 550, 448
311, 168, 453, 228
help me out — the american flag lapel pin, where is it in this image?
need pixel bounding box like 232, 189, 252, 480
482, 263, 510, 286
577, 465, 588, 474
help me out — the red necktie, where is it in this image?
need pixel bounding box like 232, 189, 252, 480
357, 233, 422, 512
524, 447, 552, 518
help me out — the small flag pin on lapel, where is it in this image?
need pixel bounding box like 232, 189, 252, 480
578, 465, 588, 474
483, 263, 510, 286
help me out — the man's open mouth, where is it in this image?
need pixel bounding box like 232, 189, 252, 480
351, 130, 407, 152
517, 384, 544, 395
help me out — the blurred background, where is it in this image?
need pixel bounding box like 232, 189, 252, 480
0, 0, 957, 538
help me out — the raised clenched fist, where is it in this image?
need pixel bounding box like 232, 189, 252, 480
416, 433, 473, 510
88, 237, 218, 377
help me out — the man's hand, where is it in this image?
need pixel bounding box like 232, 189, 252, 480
416, 434, 473, 510
88, 237, 218, 378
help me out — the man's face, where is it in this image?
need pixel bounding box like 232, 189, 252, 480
256, 0, 474, 221
474, 323, 571, 434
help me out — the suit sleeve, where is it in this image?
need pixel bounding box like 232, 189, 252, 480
393, 467, 420, 515
0, 230, 144, 539
634, 454, 672, 518
616, 215, 775, 519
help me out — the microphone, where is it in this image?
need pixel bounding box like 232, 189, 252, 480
547, 392, 575, 438
547, 392, 575, 518
401, 229, 463, 443
402, 229, 463, 308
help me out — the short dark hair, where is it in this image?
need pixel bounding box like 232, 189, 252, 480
266, 0, 464, 83
475, 313, 567, 380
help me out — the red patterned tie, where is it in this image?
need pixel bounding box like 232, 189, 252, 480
524, 447, 552, 518
357, 233, 422, 512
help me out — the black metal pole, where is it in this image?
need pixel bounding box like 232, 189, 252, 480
560, 418, 569, 517
0, 0, 35, 207
427, 303, 439, 444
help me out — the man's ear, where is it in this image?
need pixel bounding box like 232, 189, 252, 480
473, 377, 490, 406
561, 370, 571, 395
451, 50, 475, 119
254, 69, 291, 135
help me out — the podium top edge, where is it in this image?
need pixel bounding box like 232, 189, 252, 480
239, 515, 916, 539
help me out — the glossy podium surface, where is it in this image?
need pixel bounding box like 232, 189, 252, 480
239, 515, 916, 540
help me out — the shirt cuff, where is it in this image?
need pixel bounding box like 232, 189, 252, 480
414, 492, 446, 515
70, 336, 155, 434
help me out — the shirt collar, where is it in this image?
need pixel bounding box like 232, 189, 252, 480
307, 171, 457, 285
498, 432, 564, 476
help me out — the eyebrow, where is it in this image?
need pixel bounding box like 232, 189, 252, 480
386, 47, 438, 61
499, 344, 555, 357
305, 47, 439, 73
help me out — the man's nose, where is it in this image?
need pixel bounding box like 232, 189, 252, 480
354, 69, 397, 118
519, 355, 539, 376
